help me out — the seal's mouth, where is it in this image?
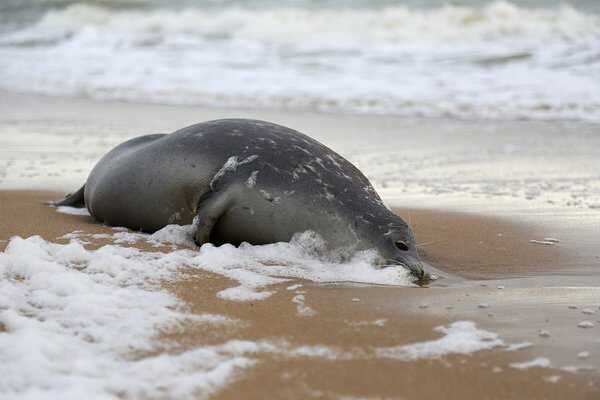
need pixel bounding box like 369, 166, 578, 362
385, 258, 430, 286
406, 264, 431, 286
412, 270, 432, 286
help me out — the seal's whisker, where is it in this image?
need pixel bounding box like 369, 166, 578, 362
416, 240, 442, 248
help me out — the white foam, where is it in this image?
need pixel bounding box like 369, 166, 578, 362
0, 235, 249, 399
578, 351, 590, 359
217, 339, 356, 361
189, 230, 415, 301
505, 342, 533, 352
148, 224, 196, 247
538, 329, 551, 338
510, 357, 551, 370
376, 321, 503, 360
291, 294, 317, 317
217, 285, 276, 302
561, 365, 597, 373
105, 231, 147, 244
1, 232, 389, 398
64, 226, 414, 303
56, 206, 90, 216
529, 239, 557, 246
5, 2, 597, 48
0, 2, 598, 122
577, 321, 595, 328
0, 232, 515, 396
349, 319, 387, 328
544, 375, 562, 383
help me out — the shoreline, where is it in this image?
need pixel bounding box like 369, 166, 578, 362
2, 90, 600, 210
4, 88, 600, 126
1, 91, 599, 398
1, 189, 599, 399
4, 189, 597, 282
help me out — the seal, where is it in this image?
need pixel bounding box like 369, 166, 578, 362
54, 119, 425, 280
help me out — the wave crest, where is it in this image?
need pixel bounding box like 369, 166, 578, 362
4, 1, 599, 46
1, 1, 599, 122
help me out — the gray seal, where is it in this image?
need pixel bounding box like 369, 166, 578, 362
55, 119, 425, 280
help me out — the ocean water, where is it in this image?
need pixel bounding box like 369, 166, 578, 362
0, 0, 599, 122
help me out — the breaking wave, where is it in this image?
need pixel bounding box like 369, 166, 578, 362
0, 1, 599, 121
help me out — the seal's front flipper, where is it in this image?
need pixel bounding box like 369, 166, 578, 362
49, 185, 86, 207
193, 191, 230, 247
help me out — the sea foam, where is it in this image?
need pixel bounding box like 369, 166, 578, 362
64, 225, 415, 301
376, 321, 503, 360
0, 230, 500, 398
0, 1, 598, 122
0, 236, 248, 399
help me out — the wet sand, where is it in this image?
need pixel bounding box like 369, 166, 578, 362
399, 208, 572, 279
1, 91, 599, 398
1, 190, 598, 399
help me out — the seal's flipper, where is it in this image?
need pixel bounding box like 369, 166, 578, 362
193, 191, 230, 247
50, 185, 86, 207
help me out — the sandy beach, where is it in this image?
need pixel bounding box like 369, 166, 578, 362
0, 90, 598, 399
1, 188, 599, 399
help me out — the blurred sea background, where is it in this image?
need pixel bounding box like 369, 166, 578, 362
1, 0, 599, 122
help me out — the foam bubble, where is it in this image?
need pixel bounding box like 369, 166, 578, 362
148, 223, 196, 247
505, 342, 533, 352
292, 294, 317, 317
376, 321, 503, 360
510, 357, 551, 370
577, 321, 595, 328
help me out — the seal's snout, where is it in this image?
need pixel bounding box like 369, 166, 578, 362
403, 257, 425, 281
408, 261, 425, 281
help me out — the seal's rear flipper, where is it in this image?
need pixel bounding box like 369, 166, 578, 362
49, 185, 86, 207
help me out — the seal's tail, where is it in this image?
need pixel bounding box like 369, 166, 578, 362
50, 185, 86, 207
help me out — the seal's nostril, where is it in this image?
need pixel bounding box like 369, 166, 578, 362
395, 240, 409, 251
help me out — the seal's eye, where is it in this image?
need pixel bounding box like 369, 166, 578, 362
395, 240, 409, 251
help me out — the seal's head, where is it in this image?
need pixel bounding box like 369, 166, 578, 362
376, 219, 426, 283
